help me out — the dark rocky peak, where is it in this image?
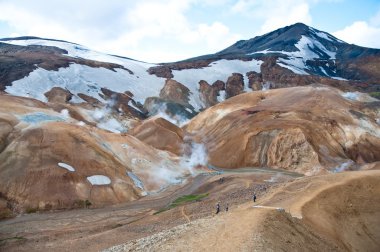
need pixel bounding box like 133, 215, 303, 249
216, 23, 346, 58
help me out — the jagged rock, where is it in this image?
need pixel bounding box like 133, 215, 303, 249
225, 73, 244, 99
198, 80, 225, 108
44, 87, 72, 103
100, 88, 147, 118
78, 93, 102, 106
246, 71, 263, 91
199, 80, 216, 108
212, 80, 226, 90
159, 79, 192, 108
147, 66, 174, 79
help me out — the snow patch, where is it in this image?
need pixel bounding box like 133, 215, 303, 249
332, 77, 348, 81
250, 36, 336, 60
58, 162, 75, 172
277, 57, 309, 75
87, 175, 111, 185
250, 35, 337, 76
313, 31, 334, 42
319, 66, 328, 76
217, 90, 226, 103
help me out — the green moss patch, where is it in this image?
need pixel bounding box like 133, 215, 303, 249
154, 194, 209, 215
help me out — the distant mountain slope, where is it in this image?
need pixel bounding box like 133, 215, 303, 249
151, 23, 380, 93
1, 23, 379, 116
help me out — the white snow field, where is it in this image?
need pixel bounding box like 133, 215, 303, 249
4, 38, 264, 110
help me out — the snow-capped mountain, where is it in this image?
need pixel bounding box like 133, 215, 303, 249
213, 22, 380, 79
1, 23, 379, 116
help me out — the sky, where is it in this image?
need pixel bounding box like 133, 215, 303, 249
0, 0, 379, 63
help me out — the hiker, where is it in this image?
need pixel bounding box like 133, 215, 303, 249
216, 202, 220, 214
225, 203, 229, 212
253, 193, 257, 202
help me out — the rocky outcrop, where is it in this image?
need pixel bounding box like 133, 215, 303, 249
0, 42, 133, 91
225, 73, 244, 99
198, 80, 225, 108
100, 88, 147, 118
246, 71, 263, 91
159, 79, 192, 108
147, 66, 173, 79
147, 59, 214, 79
243, 128, 319, 171
44, 87, 73, 103
78, 93, 102, 106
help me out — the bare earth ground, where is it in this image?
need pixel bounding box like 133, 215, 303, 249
0, 169, 289, 251
105, 170, 380, 252
1, 169, 380, 252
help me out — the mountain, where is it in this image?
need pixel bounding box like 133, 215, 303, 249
185, 85, 380, 175
1, 23, 380, 120
0, 23, 380, 214
1, 23, 380, 252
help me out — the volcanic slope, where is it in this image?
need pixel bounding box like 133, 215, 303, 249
185, 85, 380, 175
0, 93, 191, 214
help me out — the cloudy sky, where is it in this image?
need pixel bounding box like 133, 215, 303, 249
0, 0, 379, 62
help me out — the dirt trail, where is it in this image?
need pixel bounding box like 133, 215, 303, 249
105, 170, 380, 252
181, 206, 191, 223
105, 203, 336, 252
0, 169, 285, 251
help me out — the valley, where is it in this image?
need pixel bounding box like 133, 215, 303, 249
0, 22, 379, 251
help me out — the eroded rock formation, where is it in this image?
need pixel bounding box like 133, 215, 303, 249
185, 85, 380, 175
225, 73, 245, 99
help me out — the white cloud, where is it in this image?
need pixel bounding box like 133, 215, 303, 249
333, 9, 380, 48
0, 0, 241, 62
231, 0, 313, 34
230, 0, 344, 36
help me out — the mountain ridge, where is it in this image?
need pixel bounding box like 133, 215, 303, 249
1, 22, 379, 118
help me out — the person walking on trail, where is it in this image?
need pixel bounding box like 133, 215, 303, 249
253, 193, 257, 202
225, 203, 229, 212
216, 202, 220, 214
